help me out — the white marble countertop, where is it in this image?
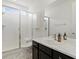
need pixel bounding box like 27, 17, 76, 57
33, 37, 76, 58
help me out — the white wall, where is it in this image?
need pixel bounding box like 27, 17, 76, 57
71, 0, 76, 38
32, 0, 76, 39
45, 0, 76, 39
32, 10, 49, 38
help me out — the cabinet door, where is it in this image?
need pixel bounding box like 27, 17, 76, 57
53, 50, 60, 59
39, 50, 51, 59
53, 50, 74, 59
33, 46, 38, 59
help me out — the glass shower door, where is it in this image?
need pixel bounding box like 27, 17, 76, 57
20, 11, 33, 48
2, 6, 19, 51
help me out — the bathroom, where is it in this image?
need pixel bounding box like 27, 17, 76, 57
2, 0, 76, 59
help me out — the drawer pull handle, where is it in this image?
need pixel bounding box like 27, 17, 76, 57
59, 56, 62, 59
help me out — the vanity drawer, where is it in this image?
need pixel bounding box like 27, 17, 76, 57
39, 44, 52, 56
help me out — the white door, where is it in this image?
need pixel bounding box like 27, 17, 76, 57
21, 11, 32, 47
2, 6, 19, 51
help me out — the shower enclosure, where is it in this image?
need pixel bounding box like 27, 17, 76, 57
2, 6, 33, 59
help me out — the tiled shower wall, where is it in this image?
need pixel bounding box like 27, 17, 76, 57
2, 47, 32, 59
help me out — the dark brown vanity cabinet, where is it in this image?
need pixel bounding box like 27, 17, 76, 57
32, 41, 39, 59
32, 41, 75, 59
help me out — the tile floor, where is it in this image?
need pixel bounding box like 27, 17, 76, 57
2, 47, 32, 59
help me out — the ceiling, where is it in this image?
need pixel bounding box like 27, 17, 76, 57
3, 0, 75, 12
3, 0, 56, 12
15, 0, 56, 11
